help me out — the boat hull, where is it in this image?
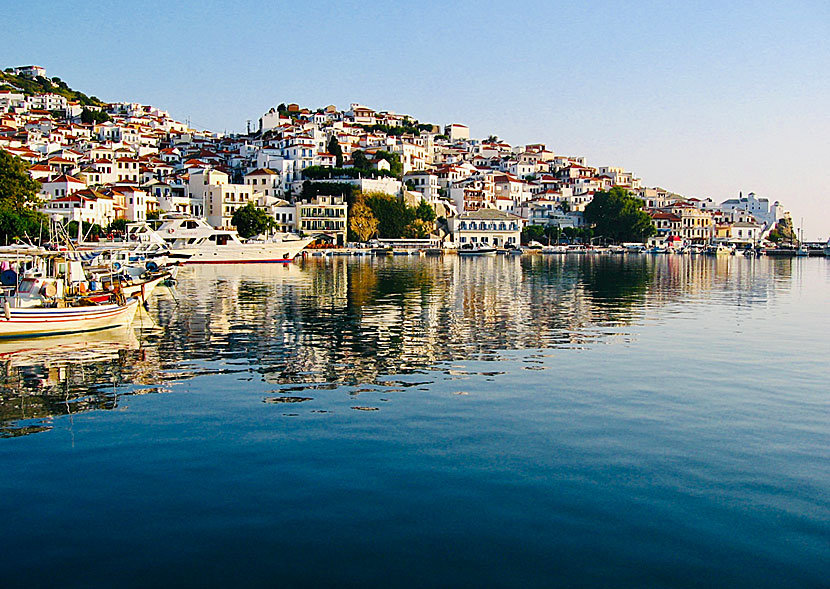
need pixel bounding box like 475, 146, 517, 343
0, 298, 140, 339
180, 240, 311, 264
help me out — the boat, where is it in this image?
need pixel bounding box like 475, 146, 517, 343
541, 245, 568, 254
152, 214, 312, 264
0, 250, 142, 339
704, 243, 733, 255
795, 227, 809, 257
457, 244, 497, 256
0, 298, 139, 339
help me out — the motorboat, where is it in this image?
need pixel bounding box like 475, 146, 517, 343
457, 244, 497, 256
153, 214, 313, 264
704, 243, 733, 255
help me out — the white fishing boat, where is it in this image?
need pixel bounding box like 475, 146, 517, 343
153, 214, 312, 264
0, 250, 142, 339
0, 298, 139, 339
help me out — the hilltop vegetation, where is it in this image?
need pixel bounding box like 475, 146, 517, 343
0, 69, 105, 107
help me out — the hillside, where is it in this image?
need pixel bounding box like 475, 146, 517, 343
0, 69, 105, 107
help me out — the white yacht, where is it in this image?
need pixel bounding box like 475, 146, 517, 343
154, 214, 313, 264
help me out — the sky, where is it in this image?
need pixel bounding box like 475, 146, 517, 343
4, 0, 829, 238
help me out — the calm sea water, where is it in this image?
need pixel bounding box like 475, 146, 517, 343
1, 254, 828, 587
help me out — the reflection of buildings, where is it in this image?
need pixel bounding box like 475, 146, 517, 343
154, 255, 779, 393
1, 255, 784, 437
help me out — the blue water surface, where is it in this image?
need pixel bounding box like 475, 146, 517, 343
0, 254, 828, 587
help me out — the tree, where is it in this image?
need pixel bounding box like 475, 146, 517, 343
364, 192, 414, 238
521, 224, 546, 245
352, 150, 370, 170
66, 220, 103, 240
374, 150, 403, 177
0, 206, 47, 245
583, 187, 656, 243
0, 150, 43, 208
80, 108, 111, 125
767, 217, 795, 243
414, 199, 436, 223
0, 151, 47, 244
327, 136, 344, 167
231, 202, 275, 239
107, 218, 128, 233
349, 199, 379, 242
403, 218, 432, 239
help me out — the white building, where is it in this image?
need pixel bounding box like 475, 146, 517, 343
297, 195, 348, 246
719, 192, 786, 227
448, 209, 524, 248
26, 93, 68, 112
40, 174, 87, 200
445, 124, 469, 142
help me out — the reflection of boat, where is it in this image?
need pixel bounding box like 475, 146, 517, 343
0, 326, 140, 367
0, 298, 140, 339
154, 215, 312, 264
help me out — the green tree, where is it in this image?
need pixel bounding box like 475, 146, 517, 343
327, 136, 344, 167
364, 192, 414, 238
352, 150, 370, 170
80, 108, 111, 125
521, 224, 546, 245
231, 202, 275, 239
107, 218, 128, 233
66, 220, 103, 240
414, 199, 436, 223
349, 199, 379, 242
0, 206, 48, 245
767, 218, 795, 243
374, 150, 403, 177
0, 151, 47, 244
0, 150, 43, 208
583, 187, 656, 243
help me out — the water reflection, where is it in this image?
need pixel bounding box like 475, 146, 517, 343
0, 327, 159, 437
0, 254, 800, 435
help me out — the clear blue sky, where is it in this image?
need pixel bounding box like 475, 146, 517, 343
4, 1, 829, 237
